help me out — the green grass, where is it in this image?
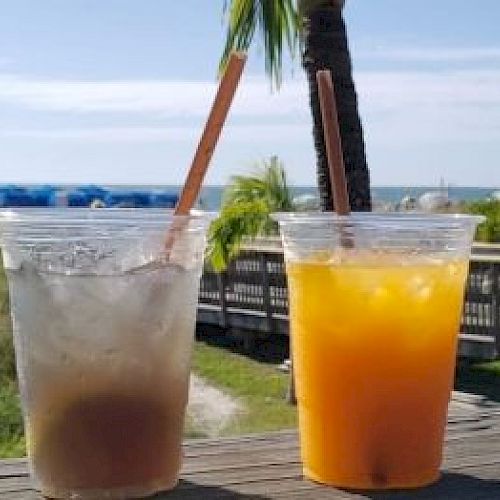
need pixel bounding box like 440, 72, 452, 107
0, 383, 25, 458
470, 360, 500, 376
0, 258, 24, 458
0, 258, 16, 386
192, 342, 297, 435
455, 360, 500, 403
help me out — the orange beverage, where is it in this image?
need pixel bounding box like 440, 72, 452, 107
274, 212, 483, 490
287, 253, 469, 489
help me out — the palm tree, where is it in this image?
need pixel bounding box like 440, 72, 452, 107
207, 156, 294, 271
220, 0, 371, 212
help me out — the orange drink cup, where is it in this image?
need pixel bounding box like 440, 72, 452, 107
274, 213, 483, 490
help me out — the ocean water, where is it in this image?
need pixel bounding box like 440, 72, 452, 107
0, 184, 496, 211
197, 185, 496, 211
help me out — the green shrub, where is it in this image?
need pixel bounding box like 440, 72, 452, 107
0, 259, 16, 384
0, 261, 24, 457
0, 382, 25, 458
0, 329, 16, 384
463, 200, 500, 243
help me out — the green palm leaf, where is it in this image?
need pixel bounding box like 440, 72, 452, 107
220, 0, 299, 87
207, 199, 270, 272
207, 157, 294, 271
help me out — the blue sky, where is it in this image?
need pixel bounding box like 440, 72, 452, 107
0, 0, 499, 187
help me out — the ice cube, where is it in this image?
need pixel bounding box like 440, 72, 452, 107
407, 275, 433, 301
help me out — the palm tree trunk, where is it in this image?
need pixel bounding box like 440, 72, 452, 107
302, 4, 371, 211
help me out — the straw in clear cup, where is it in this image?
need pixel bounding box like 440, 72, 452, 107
164, 51, 247, 255
315, 69, 350, 218
275, 70, 485, 490
315, 69, 358, 253
0, 51, 248, 500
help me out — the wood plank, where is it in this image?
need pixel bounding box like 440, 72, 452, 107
4, 430, 497, 488
265, 469, 500, 499
1, 422, 498, 477
0, 476, 31, 494
1, 415, 499, 499
0, 459, 27, 479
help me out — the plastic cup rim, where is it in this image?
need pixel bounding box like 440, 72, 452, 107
271, 211, 486, 226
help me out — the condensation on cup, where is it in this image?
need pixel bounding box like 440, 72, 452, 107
0, 208, 213, 499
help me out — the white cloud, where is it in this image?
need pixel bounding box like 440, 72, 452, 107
0, 124, 310, 143
0, 126, 196, 142
0, 68, 499, 148
1, 69, 499, 119
355, 70, 500, 145
357, 70, 500, 110
0, 69, 499, 186
358, 46, 500, 62
0, 74, 306, 117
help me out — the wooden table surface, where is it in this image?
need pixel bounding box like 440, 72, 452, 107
1, 393, 499, 499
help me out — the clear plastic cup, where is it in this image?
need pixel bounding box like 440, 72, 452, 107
0, 208, 213, 499
274, 212, 483, 490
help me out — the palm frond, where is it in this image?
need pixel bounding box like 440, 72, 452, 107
206, 199, 270, 272
220, 0, 300, 87
207, 156, 295, 271
262, 156, 295, 212
223, 174, 267, 205
223, 157, 294, 209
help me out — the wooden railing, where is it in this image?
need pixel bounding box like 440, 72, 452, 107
198, 248, 288, 335
198, 243, 500, 359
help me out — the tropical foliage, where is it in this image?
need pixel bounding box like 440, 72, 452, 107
464, 200, 500, 243
220, 0, 371, 212
207, 156, 294, 271
220, 0, 299, 87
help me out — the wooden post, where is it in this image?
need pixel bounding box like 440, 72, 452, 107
217, 272, 228, 329
286, 355, 297, 405
260, 252, 274, 333
284, 271, 297, 406
492, 262, 499, 356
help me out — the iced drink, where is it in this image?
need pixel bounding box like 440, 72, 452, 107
275, 213, 482, 490
0, 208, 211, 499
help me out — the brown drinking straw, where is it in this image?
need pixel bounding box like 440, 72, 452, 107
288, 70, 352, 405
175, 51, 247, 216
165, 51, 247, 252
316, 70, 350, 217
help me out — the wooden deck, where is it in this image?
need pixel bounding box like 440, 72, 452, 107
1, 393, 499, 499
